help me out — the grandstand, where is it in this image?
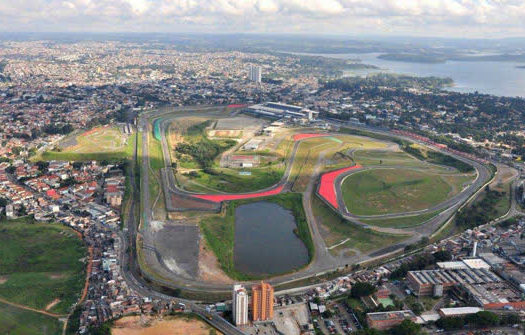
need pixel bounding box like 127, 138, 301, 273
245, 102, 318, 120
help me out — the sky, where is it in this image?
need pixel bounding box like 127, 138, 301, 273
1, 0, 525, 38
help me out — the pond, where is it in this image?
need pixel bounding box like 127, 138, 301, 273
234, 201, 309, 276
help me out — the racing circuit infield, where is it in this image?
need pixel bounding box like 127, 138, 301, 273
158, 129, 352, 211
136, 107, 493, 295
164, 132, 346, 206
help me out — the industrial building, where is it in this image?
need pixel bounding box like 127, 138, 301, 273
251, 281, 274, 322
245, 102, 318, 120
462, 281, 525, 310
408, 258, 525, 310
232, 284, 249, 326
366, 310, 417, 330
407, 267, 501, 296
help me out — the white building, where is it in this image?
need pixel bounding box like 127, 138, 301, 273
232, 284, 249, 326
249, 65, 262, 83
5, 204, 14, 219
247, 102, 318, 120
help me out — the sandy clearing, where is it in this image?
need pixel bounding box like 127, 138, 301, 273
197, 238, 233, 284
112, 315, 221, 335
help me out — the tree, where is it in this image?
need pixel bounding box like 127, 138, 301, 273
36, 161, 49, 171
432, 250, 452, 262
500, 313, 520, 325
466, 311, 499, 328
389, 320, 421, 335
88, 322, 112, 335
410, 302, 424, 316
436, 316, 465, 330
351, 282, 377, 298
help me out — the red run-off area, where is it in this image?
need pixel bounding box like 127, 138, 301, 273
318, 165, 362, 209
193, 185, 285, 203
293, 133, 330, 141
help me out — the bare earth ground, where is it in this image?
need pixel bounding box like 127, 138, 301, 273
214, 116, 265, 130
152, 223, 199, 280
112, 315, 221, 335
0, 276, 7, 285
197, 237, 233, 284
45, 298, 60, 311
491, 163, 518, 192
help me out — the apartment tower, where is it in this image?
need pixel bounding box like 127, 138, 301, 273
251, 281, 274, 321
248, 65, 262, 83
232, 284, 248, 326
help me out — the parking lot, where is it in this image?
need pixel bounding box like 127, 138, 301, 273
313, 301, 361, 335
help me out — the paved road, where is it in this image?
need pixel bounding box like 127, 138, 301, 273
157, 113, 303, 197
335, 162, 490, 221
333, 126, 492, 220
117, 107, 524, 335
130, 106, 511, 297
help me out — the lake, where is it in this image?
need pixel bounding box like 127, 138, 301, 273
294, 52, 525, 98
234, 201, 309, 276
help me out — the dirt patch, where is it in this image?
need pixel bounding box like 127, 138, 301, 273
491, 164, 518, 192
45, 298, 61, 311
168, 192, 219, 211
154, 224, 200, 279
208, 129, 243, 138
0, 276, 8, 284
48, 273, 67, 280
197, 237, 233, 284
112, 315, 221, 335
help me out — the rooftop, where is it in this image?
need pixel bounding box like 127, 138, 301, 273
367, 310, 416, 321
439, 307, 482, 316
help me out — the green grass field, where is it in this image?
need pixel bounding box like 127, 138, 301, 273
341, 169, 453, 215
0, 218, 87, 315
0, 302, 62, 335
289, 137, 338, 192
172, 119, 288, 193
360, 210, 442, 228
38, 126, 135, 162
148, 128, 167, 220
312, 196, 408, 254
289, 135, 388, 192
200, 193, 313, 280
181, 165, 285, 193
67, 126, 127, 152
353, 150, 452, 172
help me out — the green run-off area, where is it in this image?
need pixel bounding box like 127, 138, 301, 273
342, 168, 452, 215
